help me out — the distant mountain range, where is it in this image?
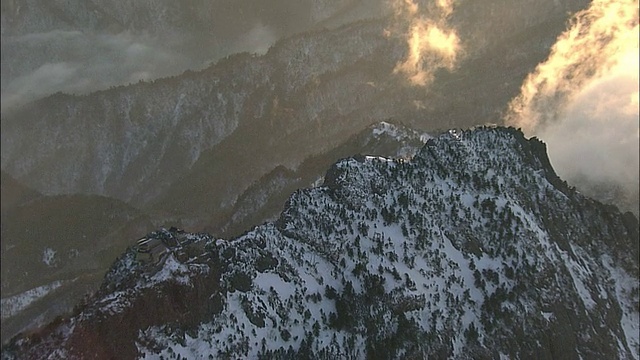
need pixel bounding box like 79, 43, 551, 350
1, 0, 390, 111
1, 0, 589, 206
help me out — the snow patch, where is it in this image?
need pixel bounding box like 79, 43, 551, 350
602, 255, 640, 359
541, 311, 554, 322
42, 247, 57, 267
1, 281, 64, 319
149, 254, 191, 285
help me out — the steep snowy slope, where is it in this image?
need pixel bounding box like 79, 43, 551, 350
3, 127, 636, 359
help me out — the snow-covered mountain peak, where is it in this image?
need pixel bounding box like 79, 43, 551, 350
3, 126, 637, 359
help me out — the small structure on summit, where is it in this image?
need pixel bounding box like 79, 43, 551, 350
136, 237, 170, 265
135, 227, 191, 265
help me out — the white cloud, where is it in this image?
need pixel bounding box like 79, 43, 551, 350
506, 0, 639, 212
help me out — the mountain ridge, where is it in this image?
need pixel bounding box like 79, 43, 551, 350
3, 126, 637, 359
0, 120, 430, 344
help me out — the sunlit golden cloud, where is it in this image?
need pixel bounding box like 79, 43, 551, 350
436, 0, 454, 17
506, 0, 639, 213
391, 0, 460, 86
506, 0, 639, 133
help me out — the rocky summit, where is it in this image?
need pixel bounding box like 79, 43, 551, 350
3, 126, 638, 359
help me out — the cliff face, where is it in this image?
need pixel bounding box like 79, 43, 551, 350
4, 127, 637, 359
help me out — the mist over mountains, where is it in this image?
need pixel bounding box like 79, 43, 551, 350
1, 0, 638, 355
0, 0, 388, 113
506, 0, 639, 216
2, 0, 592, 206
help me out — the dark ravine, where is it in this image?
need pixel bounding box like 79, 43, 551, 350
2, 127, 637, 359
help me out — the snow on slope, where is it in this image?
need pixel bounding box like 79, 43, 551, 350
1, 281, 64, 320
3, 127, 637, 359
135, 126, 638, 359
